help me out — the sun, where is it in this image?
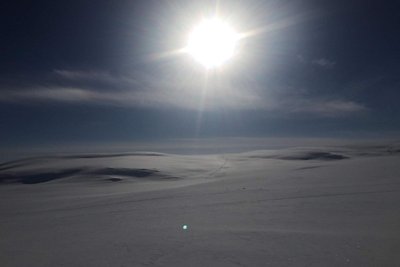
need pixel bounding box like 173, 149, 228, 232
186, 18, 239, 68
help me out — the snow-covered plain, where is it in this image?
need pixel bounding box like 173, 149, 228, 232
1, 145, 400, 266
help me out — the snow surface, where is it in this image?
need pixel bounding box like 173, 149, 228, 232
1, 146, 400, 266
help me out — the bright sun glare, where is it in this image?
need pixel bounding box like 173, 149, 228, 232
187, 18, 238, 68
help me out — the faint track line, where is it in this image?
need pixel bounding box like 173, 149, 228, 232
199, 188, 400, 208
208, 156, 229, 178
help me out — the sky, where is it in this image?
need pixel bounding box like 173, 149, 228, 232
1, 0, 400, 152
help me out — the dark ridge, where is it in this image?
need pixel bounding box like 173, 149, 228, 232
0, 167, 179, 185
0, 152, 166, 172
0, 173, 20, 184
0, 158, 46, 171
250, 151, 349, 161
108, 177, 123, 182
280, 152, 349, 161
0, 168, 84, 184
90, 168, 159, 177
296, 166, 324, 170
89, 168, 180, 181
0, 162, 32, 172
388, 148, 400, 154
61, 152, 166, 159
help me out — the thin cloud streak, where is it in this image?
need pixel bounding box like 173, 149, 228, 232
312, 58, 336, 69
0, 69, 367, 116
285, 99, 367, 116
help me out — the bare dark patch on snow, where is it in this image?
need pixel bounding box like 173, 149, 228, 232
295, 165, 324, 170
249, 151, 349, 161
0, 158, 49, 172
88, 168, 180, 181
61, 152, 166, 159
0, 152, 167, 172
280, 152, 348, 160
0, 168, 84, 184
0, 167, 179, 185
107, 177, 123, 182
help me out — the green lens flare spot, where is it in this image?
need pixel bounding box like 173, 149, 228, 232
182, 224, 188, 230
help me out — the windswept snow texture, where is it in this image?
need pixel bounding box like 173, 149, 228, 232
1, 146, 400, 266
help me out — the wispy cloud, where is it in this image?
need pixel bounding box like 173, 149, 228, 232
0, 84, 266, 110
297, 55, 336, 69
312, 58, 336, 69
0, 69, 268, 110
0, 69, 366, 117
285, 98, 366, 116
53, 69, 138, 85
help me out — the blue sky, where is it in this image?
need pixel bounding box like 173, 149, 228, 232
1, 0, 400, 150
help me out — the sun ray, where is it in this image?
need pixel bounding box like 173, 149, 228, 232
146, 47, 187, 62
